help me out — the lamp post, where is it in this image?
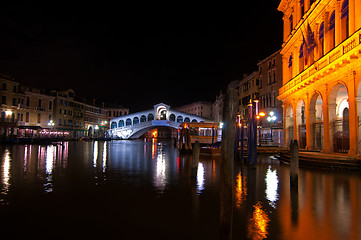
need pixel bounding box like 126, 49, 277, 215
267, 111, 277, 143
257, 112, 266, 146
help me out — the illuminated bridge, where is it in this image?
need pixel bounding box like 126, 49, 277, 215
108, 103, 212, 139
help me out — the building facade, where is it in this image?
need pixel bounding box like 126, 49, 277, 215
258, 50, 284, 146
278, 0, 361, 157
238, 72, 260, 120
0, 75, 21, 139
174, 101, 213, 119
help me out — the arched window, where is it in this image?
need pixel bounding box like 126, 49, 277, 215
299, 43, 304, 72
133, 117, 139, 125
111, 122, 117, 129
191, 119, 198, 122
140, 115, 146, 123
288, 54, 293, 68
118, 120, 124, 127
341, 0, 349, 40
147, 113, 154, 121
184, 117, 190, 122
329, 11, 335, 49
319, 22, 324, 56
169, 114, 175, 122
126, 118, 132, 126
177, 116, 183, 123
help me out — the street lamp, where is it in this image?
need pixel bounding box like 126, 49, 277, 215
267, 111, 277, 142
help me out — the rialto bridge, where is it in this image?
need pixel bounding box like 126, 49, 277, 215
108, 103, 211, 139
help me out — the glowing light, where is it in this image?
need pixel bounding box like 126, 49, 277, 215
45, 145, 54, 193
5, 110, 12, 116
93, 141, 98, 167
197, 162, 205, 193
259, 112, 266, 117
235, 171, 247, 207
265, 166, 279, 208
46, 145, 54, 175
2, 149, 11, 195
154, 144, 166, 192
102, 141, 107, 172
219, 122, 224, 129
248, 202, 270, 240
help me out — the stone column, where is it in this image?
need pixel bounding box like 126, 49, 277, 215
322, 87, 331, 153
293, 100, 298, 142
335, 1, 342, 46
355, 0, 361, 30
349, 0, 356, 33
347, 76, 357, 157
356, 96, 361, 157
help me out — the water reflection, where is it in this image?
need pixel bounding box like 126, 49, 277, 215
0, 142, 360, 239
235, 170, 247, 207
93, 141, 98, 167
44, 145, 54, 192
196, 162, 205, 193
154, 142, 167, 192
265, 166, 279, 208
248, 202, 270, 240
1, 149, 11, 199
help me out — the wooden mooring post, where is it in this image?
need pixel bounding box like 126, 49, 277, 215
290, 139, 299, 225
290, 139, 299, 187
191, 140, 200, 179
220, 87, 237, 240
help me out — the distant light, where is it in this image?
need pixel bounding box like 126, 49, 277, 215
95, 125, 99, 130
5, 110, 12, 116
219, 122, 224, 129
259, 112, 266, 117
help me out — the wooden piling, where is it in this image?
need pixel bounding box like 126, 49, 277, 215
290, 139, 299, 187
191, 140, 200, 179
220, 87, 237, 240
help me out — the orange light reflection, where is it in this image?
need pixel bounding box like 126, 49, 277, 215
248, 202, 270, 240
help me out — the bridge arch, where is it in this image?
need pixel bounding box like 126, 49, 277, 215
111, 122, 117, 129
177, 116, 183, 123
148, 113, 154, 121
133, 117, 139, 125
126, 118, 132, 126
140, 115, 146, 123
169, 114, 175, 121
118, 120, 124, 127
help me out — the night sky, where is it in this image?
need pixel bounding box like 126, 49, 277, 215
0, 3, 283, 112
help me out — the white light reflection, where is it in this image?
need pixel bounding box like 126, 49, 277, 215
154, 143, 166, 192
46, 145, 54, 175
197, 162, 205, 193
102, 141, 107, 172
44, 145, 54, 193
265, 166, 279, 208
2, 149, 11, 195
93, 141, 98, 167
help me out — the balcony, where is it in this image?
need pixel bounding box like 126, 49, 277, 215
279, 29, 361, 99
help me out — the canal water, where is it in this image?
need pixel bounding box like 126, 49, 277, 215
0, 140, 360, 239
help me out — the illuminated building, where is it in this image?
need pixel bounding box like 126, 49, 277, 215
174, 101, 213, 119
19, 86, 55, 136
258, 50, 284, 146
0, 75, 20, 138
238, 72, 259, 120
278, 0, 361, 157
